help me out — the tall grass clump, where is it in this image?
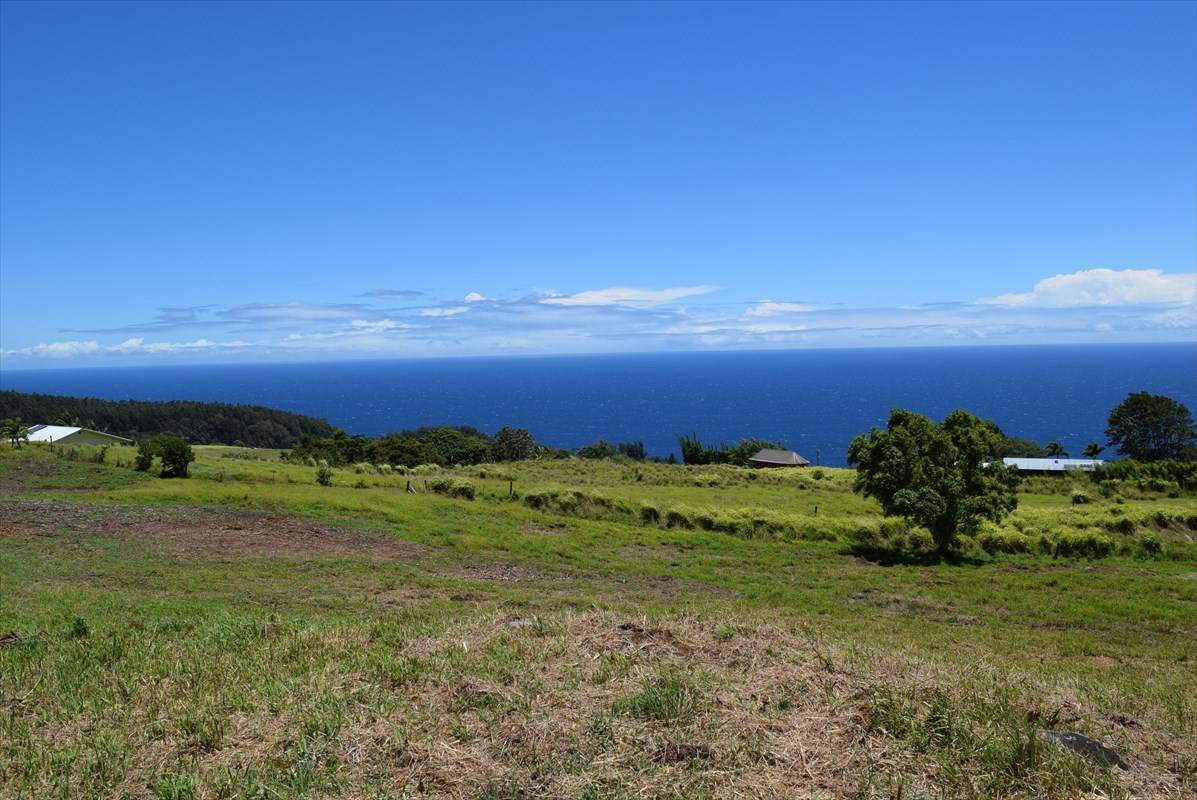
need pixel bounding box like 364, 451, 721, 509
429, 478, 476, 500
1051, 531, 1115, 559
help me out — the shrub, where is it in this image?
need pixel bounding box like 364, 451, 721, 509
135, 440, 155, 471
639, 504, 661, 524
1052, 531, 1115, 559
134, 434, 193, 478
157, 435, 195, 478
1097, 479, 1119, 499
1069, 490, 1090, 505
316, 466, 334, 486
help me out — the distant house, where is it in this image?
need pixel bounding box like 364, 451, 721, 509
748, 448, 811, 468
1000, 457, 1104, 474
26, 424, 132, 446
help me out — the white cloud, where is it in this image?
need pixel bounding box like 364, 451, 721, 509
3, 340, 102, 358
746, 300, 815, 317
4, 338, 248, 358
112, 337, 248, 353
464, 292, 491, 303
982, 268, 1197, 308
349, 319, 401, 332
419, 306, 470, 317
540, 285, 718, 307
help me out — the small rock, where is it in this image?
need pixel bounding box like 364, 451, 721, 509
507, 618, 536, 629
1037, 730, 1130, 770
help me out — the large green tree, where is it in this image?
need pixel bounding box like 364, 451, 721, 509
1106, 392, 1197, 462
847, 409, 1021, 552
492, 426, 537, 462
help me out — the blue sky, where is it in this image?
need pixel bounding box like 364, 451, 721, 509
1, 0, 1194, 368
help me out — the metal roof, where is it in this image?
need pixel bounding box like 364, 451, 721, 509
26, 425, 83, 442
26, 425, 130, 444
1001, 457, 1104, 472
748, 448, 811, 466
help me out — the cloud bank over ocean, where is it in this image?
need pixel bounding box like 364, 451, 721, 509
3, 269, 1193, 368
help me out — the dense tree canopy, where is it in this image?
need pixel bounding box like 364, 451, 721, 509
0, 391, 332, 448
991, 436, 1047, 458
847, 409, 1021, 552
1106, 392, 1197, 462
284, 425, 561, 468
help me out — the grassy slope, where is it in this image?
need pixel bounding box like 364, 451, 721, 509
1, 445, 1194, 799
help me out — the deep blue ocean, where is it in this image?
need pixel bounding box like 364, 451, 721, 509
3, 344, 1195, 466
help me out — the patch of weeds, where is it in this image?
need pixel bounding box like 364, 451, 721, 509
69, 616, 91, 639
152, 772, 199, 800
586, 711, 615, 749
372, 653, 428, 687
176, 710, 227, 753
451, 720, 474, 742
614, 672, 702, 723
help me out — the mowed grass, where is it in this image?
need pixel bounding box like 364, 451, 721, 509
1, 445, 1195, 799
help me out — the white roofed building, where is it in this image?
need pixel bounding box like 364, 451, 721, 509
26, 425, 132, 446
1000, 457, 1104, 473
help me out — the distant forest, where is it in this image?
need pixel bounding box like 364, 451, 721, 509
0, 391, 334, 448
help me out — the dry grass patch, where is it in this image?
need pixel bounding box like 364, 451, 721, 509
0, 498, 430, 560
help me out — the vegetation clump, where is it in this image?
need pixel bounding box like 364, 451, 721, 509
429, 478, 476, 500
134, 434, 195, 478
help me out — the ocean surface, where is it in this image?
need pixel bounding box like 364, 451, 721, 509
3, 344, 1195, 466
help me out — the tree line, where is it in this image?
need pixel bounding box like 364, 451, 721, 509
0, 391, 334, 448
283, 425, 564, 468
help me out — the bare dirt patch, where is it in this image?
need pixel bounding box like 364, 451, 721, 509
0, 498, 430, 560
520, 521, 569, 536
847, 588, 978, 625
445, 562, 548, 582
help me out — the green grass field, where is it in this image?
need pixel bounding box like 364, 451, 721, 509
1, 444, 1194, 799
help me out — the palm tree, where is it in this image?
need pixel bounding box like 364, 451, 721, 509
1082, 441, 1105, 458
2, 418, 30, 449
1044, 441, 1068, 458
